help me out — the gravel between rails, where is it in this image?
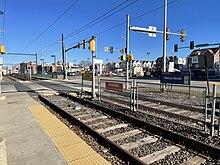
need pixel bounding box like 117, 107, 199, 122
37, 95, 125, 164
42, 95, 220, 164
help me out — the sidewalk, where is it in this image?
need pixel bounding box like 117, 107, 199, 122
0, 92, 66, 165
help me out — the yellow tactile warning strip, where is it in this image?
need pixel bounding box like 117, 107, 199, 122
29, 104, 110, 165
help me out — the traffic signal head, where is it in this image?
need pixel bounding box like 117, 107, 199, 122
174, 44, 178, 52
190, 41, 194, 49
109, 46, 113, 53
82, 40, 86, 49
166, 28, 170, 40
120, 55, 125, 61
0, 45, 5, 54
89, 36, 96, 52
180, 29, 186, 42
77, 43, 80, 49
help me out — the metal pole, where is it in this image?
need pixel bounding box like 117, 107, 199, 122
219, 102, 220, 135
92, 51, 95, 99
130, 80, 133, 111
204, 87, 208, 132
162, 0, 167, 93
65, 47, 68, 80
36, 54, 38, 74
98, 78, 101, 101
210, 84, 216, 137
62, 33, 65, 79
204, 54, 210, 94
136, 82, 139, 110
133, 79, 137, 111
126, 14, 130, 90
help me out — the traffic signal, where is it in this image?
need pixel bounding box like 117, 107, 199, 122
82, 40, 86, 49
120, 55, 125, 61
166, 28, 170, 40
0, 45, 5, 54
127, 54, 134, 61
109, 46, 113, 53
190, 41, 194, 49
77, 43, 80, 49
174, 44, 178, 52
89, 36, 96, 52
180, 29, 186, 42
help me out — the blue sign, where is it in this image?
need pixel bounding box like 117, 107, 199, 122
161, 71, 190, 85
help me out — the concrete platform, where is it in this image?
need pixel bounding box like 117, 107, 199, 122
0, 92, 66, 165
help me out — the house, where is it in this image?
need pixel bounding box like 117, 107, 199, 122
188, 47, 220, 69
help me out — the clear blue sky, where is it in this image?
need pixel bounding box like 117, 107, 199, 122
1, 0, 220, 66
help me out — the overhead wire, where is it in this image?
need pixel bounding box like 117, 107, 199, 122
42, 0, 178, 55
47, 0, 179, 52
65, 0, 137, 39
95, 0, 179, 37
41, 0, 136, 53
21, 0, 80, 52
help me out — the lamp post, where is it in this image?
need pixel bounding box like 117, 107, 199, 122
51, 55, 56, 72
40, 59, 44, 74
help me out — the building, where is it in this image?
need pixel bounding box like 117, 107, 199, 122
188, 47, 220, 69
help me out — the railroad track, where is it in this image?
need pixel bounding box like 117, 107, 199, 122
39, 93, 220, 164
100, 90, 220, 130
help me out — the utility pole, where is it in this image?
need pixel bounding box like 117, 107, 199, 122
162, 0, 167, 73
61, 33, 65, 79
126, 14, 130, 89
162, 0, 167, 92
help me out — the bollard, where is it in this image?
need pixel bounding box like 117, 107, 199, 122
210, 84, 216, 137
98, 78, 101, 101
204, 87, 208, 132
0, 137, 7, 165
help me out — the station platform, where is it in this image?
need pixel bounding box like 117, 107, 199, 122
0, 91, 110, 165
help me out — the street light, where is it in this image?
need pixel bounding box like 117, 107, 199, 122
40, 59, 44, 74
51, 55, 56, 72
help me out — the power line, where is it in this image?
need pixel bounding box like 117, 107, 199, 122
94, 0, 179, 37
40, 0, 137, 52
21, 0, 80, 52
2, 0, 7, 44
45, 0, 179, 52
65, 0, 134, 39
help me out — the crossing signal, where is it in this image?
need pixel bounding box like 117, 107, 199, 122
82, 40, 86, 49
180, 29, 186, 42
174, 44, 178, 52
166, 28, 170, 40
190, 41, 194, 49
109, 46, 113, 53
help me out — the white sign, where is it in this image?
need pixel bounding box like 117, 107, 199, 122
0, 57, 2, 65
148, 26, 157, 37
192, 56, 198, 64
104, 47, 108, 52
168, 62, 174, 72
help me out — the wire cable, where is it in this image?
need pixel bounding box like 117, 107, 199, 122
21, 0, 80, 52
95, 0, 178, 37
40, 0, 136, 52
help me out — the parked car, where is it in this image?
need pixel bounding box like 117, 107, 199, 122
67, 72, 75, 76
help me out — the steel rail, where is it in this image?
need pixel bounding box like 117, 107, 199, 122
61, 93, 220, 159
38, 94, 145, 165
